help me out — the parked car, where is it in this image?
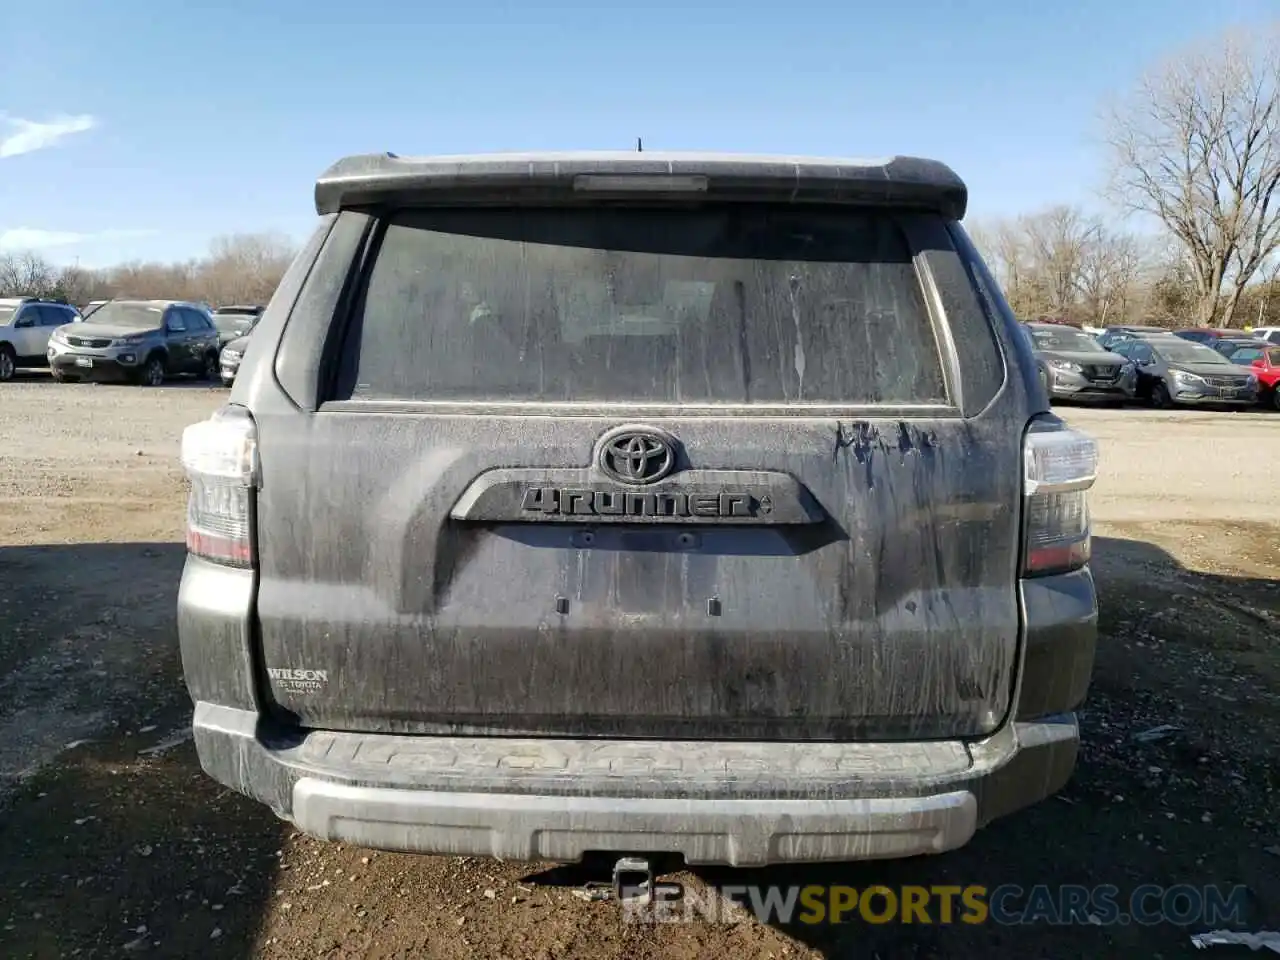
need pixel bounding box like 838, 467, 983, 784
1174, 327, 1253, 345
177, 151, 1100, 867
1096, 325, 1173, 350
1208, 336, 1264, 358
0, 297, 81, 382
1023, 321, 1136, 403
47, 299, 222, 385
1249, 326, 1280, 344
1108, 335, 1258, 408
1225, 342, 1280, 409
210, 305, 264, 346
218, 334, 250, 386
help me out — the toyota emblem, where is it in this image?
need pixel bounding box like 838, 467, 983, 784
597, 427, 676, 485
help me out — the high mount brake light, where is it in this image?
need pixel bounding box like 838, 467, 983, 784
572, 174, 709, 193
181, 405, 259, 568
1022, 421, 1099, 576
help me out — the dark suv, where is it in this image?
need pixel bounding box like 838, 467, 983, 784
48, 300, 222, 384
1096, 325, 1172, 350
178, 152, 1100, 867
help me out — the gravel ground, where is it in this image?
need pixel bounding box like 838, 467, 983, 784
0, 376, 1277, 959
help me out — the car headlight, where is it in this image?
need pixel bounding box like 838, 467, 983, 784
1049, 359, 1083, 373
1173, 370, 1203, 383
222, 349, 242, 362
50, 330, 69, 345
117, 335, 148, 346
1247, 374, 1258, 387
1121, 362, 1134, 374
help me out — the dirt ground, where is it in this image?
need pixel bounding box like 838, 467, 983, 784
0, 375, 1277, 960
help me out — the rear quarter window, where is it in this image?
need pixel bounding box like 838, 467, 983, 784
335, 206, 949, 406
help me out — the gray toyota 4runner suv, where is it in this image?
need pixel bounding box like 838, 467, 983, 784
179, 152, 1099, 867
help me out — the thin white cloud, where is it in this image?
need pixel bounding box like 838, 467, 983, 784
0, 228, 157, 251
0, 114, 97, 159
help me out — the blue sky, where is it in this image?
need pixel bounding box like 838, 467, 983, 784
0, 0, 1274, 267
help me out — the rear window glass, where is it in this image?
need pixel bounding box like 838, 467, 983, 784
341, 207, 946, 404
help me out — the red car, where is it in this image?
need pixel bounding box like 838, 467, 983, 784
1226, 342, 1280, 408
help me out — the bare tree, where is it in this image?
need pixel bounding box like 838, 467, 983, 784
1020, 206, 1100, 317
1077, 227, 1149, 326
0, 237, 297, 307
1103, 25, 1280, 327
202, 232, 296, 305
968, 218, 1039, 317
1145, 242, 1198, 326
0, 251, 58, 297
970, 206, 1150, 325
1248, 256, 1280, 326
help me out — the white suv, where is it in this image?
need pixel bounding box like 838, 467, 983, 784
0, 298, 82, 382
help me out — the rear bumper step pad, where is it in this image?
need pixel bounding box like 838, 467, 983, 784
192, 701, 1077, 867
295, 782, 976, 866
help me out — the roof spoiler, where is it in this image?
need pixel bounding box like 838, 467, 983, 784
314, 151, 968, 219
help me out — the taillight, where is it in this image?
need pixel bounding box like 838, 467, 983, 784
1022, 419, 1098, 576
180, 404, 259, 568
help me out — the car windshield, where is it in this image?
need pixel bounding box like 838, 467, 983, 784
1029, 328, 1104, 352
211, 313, 257, 336
1228, 347, 1264, 364
1151, 340, 1231, 365
344, 206, 948, 404
82, 303, 165, 328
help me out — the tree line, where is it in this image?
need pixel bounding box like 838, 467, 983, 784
0, 232, 297, 308
969, 206, 1280, 329
3, 24, 1278, 328
971, 24, 1280, 329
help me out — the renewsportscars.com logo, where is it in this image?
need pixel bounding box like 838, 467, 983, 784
621, 883, 1252, 927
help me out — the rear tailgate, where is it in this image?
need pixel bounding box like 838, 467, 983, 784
252, 194, 1023, 742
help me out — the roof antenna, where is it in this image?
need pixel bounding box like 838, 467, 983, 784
637, 137, 643, 153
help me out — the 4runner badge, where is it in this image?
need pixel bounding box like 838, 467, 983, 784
521, 488, 761, 518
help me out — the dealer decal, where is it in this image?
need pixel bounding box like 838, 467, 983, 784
267, 666, 329, 693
